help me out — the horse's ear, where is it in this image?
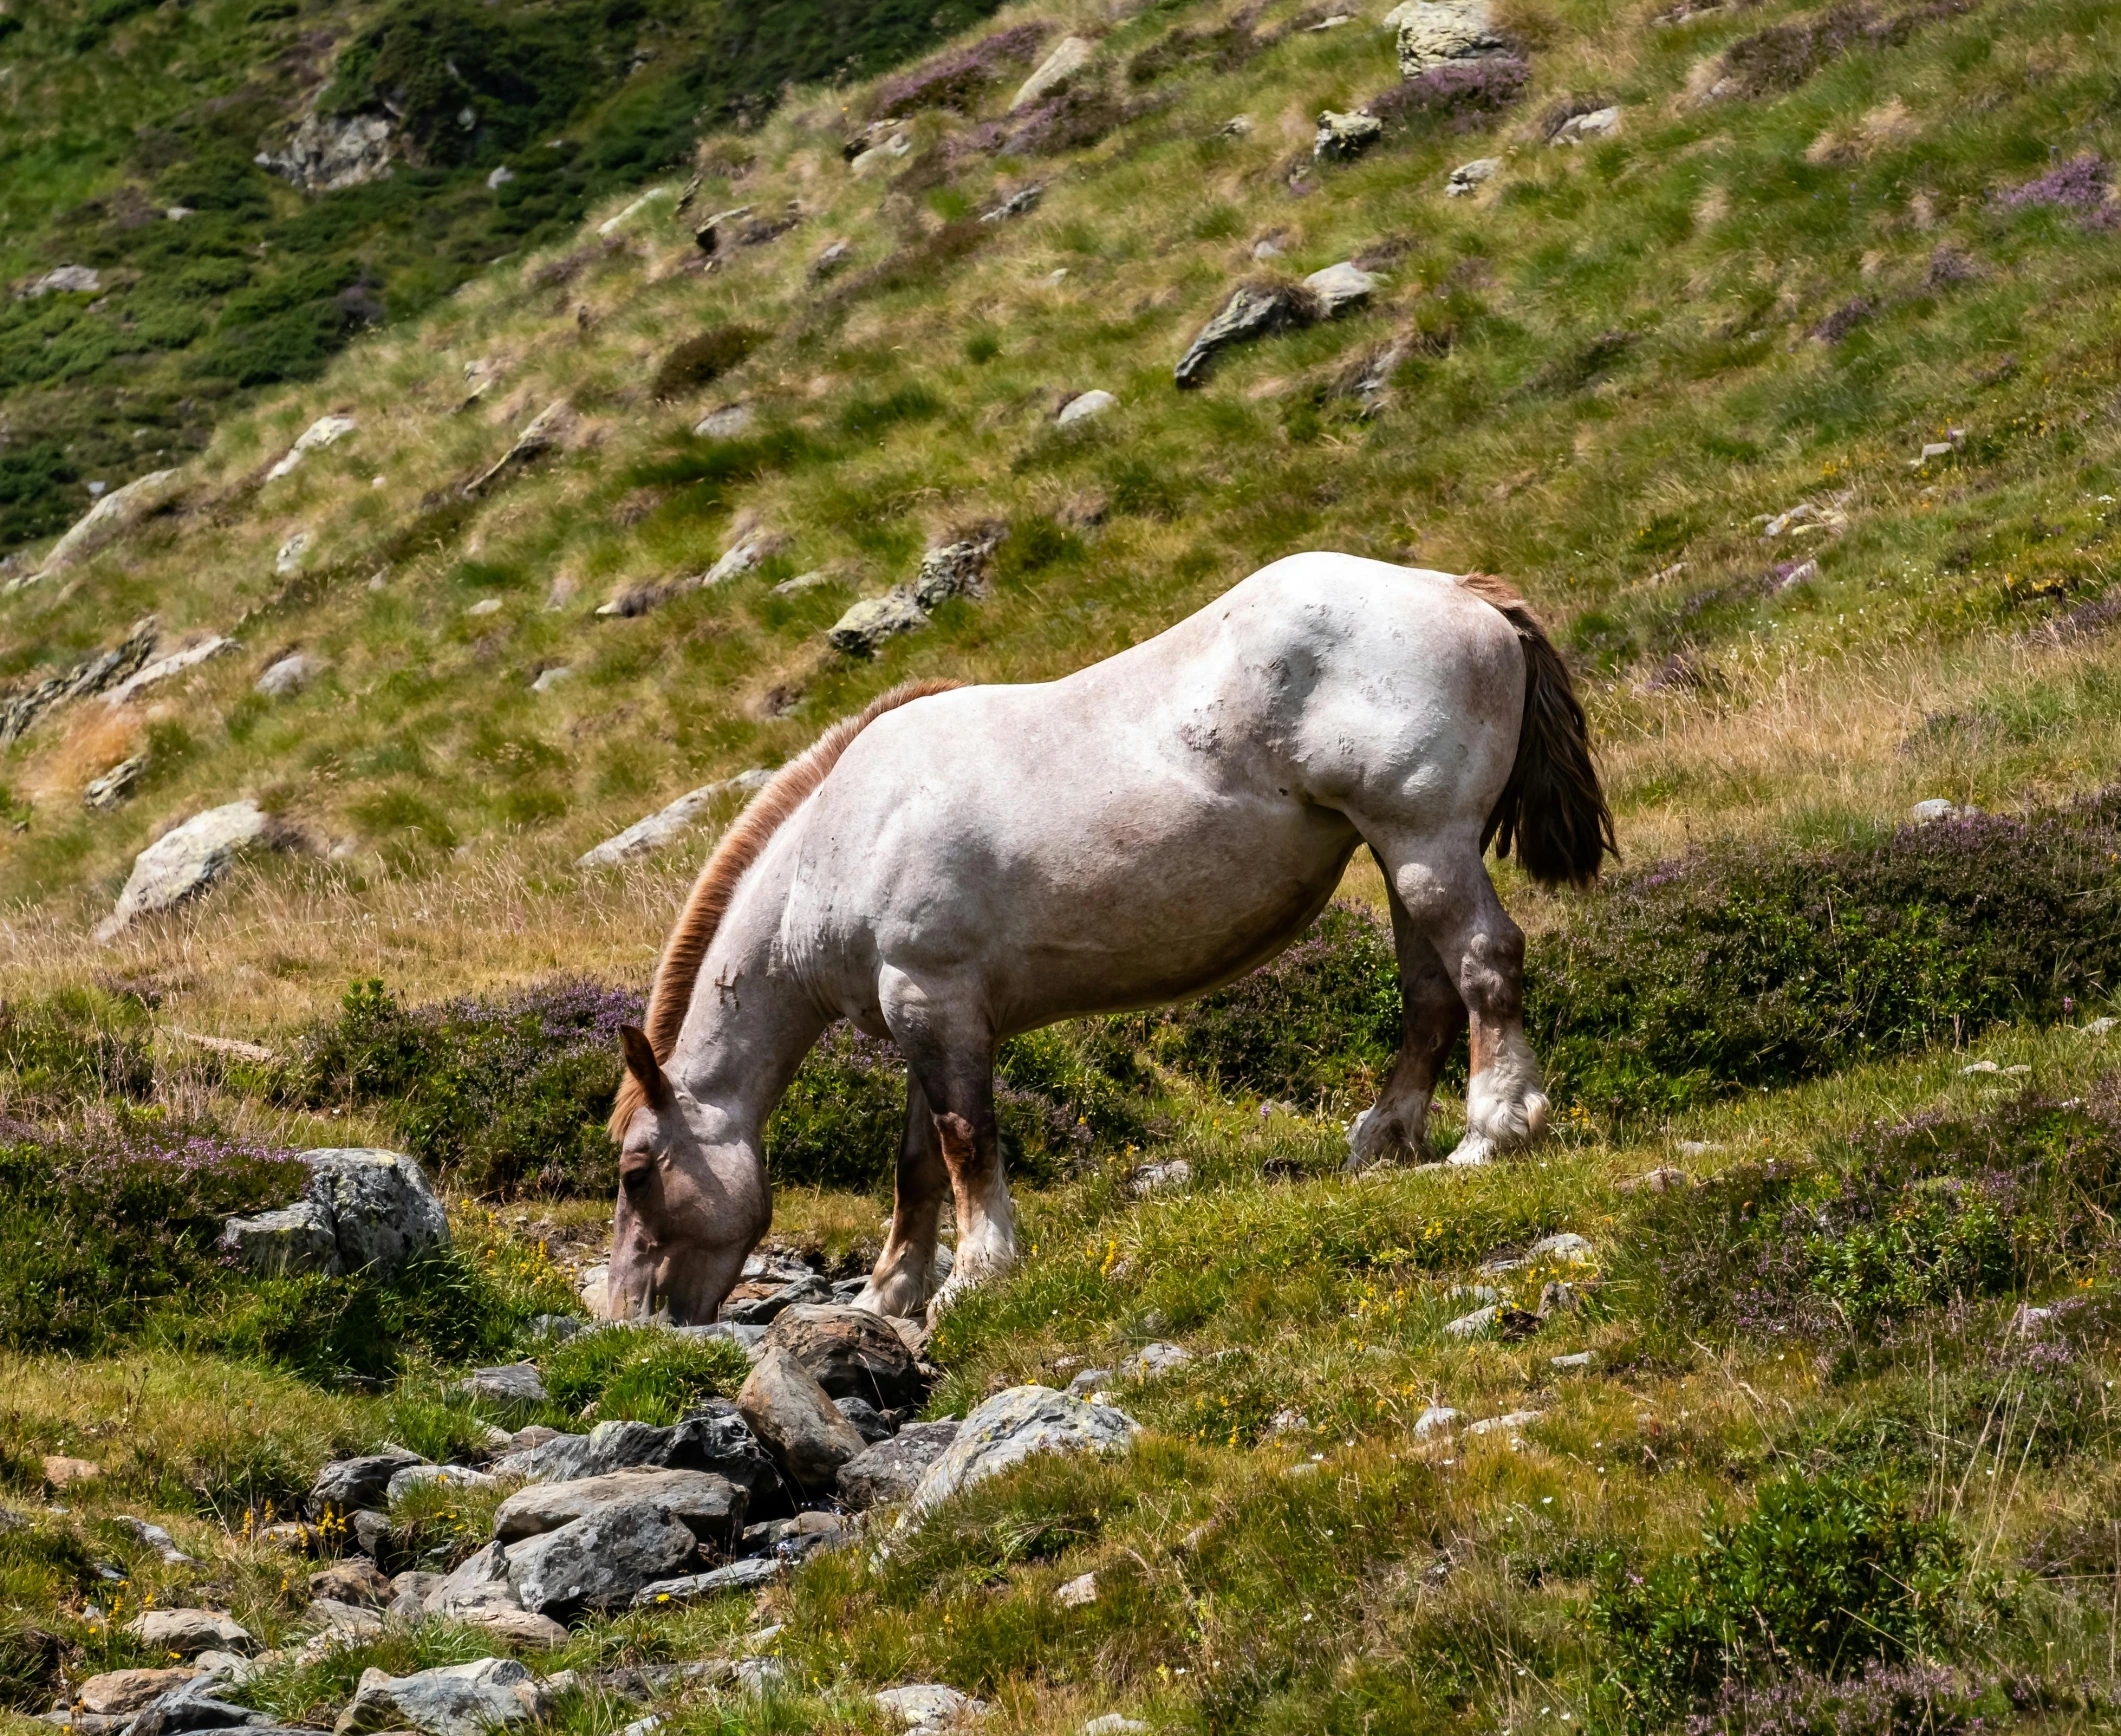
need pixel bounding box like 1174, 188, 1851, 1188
619, 1024, 674, 1112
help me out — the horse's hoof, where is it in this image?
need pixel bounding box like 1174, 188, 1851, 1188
1445, 1131, 1496, 1167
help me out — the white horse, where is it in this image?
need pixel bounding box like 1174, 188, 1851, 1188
600, 553, 1613, 1324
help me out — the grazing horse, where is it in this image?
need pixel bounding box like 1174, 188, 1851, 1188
599, 553, 1614, 1325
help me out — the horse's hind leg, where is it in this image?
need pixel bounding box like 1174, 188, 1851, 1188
1345, 872, 1467, 1171
1357, 826, 1548, 1167
854, 1076, 948, 1319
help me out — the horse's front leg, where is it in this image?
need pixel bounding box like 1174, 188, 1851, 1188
1346, 876, 1468, 1170
853, 1077, 948, 1319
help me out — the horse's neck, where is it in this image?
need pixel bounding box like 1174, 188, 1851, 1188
667, 853, 828, 1135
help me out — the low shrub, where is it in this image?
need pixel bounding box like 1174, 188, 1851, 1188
866, 22, 1048, 117
1529, 796, 2121, 1114
649, 324, 767, 401
538, 1323, 750, 1424
294, 978, 639, 1197
1629, 1078, 2121, 1342
1589, 1470, 1975, 1732
0, 990, 156, 1111
1364, 57, 1530, 133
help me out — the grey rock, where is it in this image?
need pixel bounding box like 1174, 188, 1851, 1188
97, 801, 278, 940
1009, 36, 1094, 110
530, 1314, 586, 1343
22, 470, 180, 584
84, 753, 150, 811
304, 1597, 383, 1642
834, 1396, 897, 1444
125, 1611, 251, 1657
737, 1346, 867, 1492
1314, 110, 1383, 161
1119, 1342, 1192, 1381
765, 1304, 925, 1408
275, 533, 311, 576
875, 1684, 987, 1730
260, 112, 394, 193
1128, 1159, 1190, 1196
1446, 157, 1500, 196
694, 404, 755, 439
115, 1515, 194, 1565
911, 532, 1001, 611
333, 1658, 539, 1736
1912, 797, 1973, 822
1465, 1410, 1542, 1437
702, 536, 772, 588
1412, 1404, 1460, 1440
908, 1388, 1138, 1517
1174, 283, 1317, 388
126, 1678, 269, 1736
507, 1497, 700, 1616
254, 654, 318, 698
265, 416, 358, 482
837, 1420, 962, 1509
352, 1509, 394, 1559
450, 1364, 549, 1409
1443, 1304, 1499, 1339
422, 1541, 520, 1621
810, 240, 853, 279
386, 1569, 442, 1620
980, 185, 1044, 223
530, 666, 572, 693
309, 1559, 391, 1607
493, 1468, 745, 1551
501, 1409, 777, 1506
1056, 389, 1116, 426
829, 588, 928, 656
1550, 1351, 1593, 1370
386, 1464, 496, 1503
631, 1556, 780, 1607
301, 1148, 451, 1278
1395, 0, 1514, 77
0, 616, 160, 739
466, 401, 571, 496
1303, 261, 1379, 316
1550, 106, 1620, 146
23, 265, 101, 298
103, 636, 240, 709
1063, 1368, 1112, 1398
219, 1201, 341, 1279
307, 1447, 427, 1517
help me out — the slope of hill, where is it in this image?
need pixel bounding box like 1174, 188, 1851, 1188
5, 0, 2121, 1730
0, 0, 1005, 552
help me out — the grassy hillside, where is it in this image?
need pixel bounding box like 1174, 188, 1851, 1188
7, 0, 2121, 1730
0, 0, 1004, 552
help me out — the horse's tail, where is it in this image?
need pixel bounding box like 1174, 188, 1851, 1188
1459, 572, 1617, 889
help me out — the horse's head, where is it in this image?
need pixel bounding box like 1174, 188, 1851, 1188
604, 1023, 770, 1325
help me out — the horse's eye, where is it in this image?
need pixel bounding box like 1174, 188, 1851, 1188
621, 1159, 654, 1193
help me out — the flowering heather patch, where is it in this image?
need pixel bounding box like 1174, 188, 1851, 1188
865, 22, 1048, 118
1363, 58, 1531, 133
1714, 0, 1966, 100
1992, 154, 2111, 212
1684, 1660, 2008, 1736
1813, 294, 1877, 343
1528, 789, 2121, 1114
1628, 1078, 2121, 1343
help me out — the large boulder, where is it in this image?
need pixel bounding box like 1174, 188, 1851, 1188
333, 1658, 540, 1736
492, 1468, 745, 1551
574, 769, 768, 870
632, 1556, 780, 1607
764, 1305, 924, 1409
302, 1149, 451, 1276
908, 1388, 1138, 1517
219, 1201, 341, 1278
450, 1364, 548, 1409
837, 1421, 962, 1510
265, 416, 358, 482
505, 1496, 700, 1617
736, 1347, 866, 1493
27, 469, 181, 582
96, 802, 278, 940
1394, 0, 1515, 77
1010, 35, 1093, 110
308, 1447, 427, 1518
125, 1611, 252, 1657
78, 1670, 197, 1716
260, 112, 394, 193
909, 532, 1000, 611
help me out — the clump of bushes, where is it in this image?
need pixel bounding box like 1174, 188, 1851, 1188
1364, 57, 1530, 133
1590, 1470, 1979, 1731
649, 324, 766, 401
1530, 796, 2121, 1114
294, 978, 640, 1197
865, 22, 1049, 117
1629, 1078, 2121, 1342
